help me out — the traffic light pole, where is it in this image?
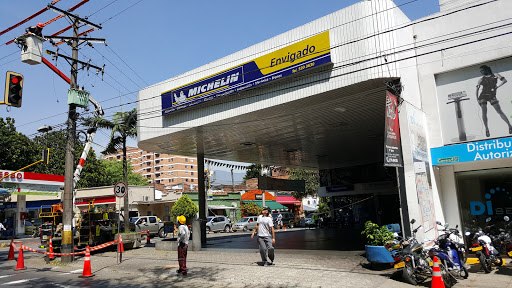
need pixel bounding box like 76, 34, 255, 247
61, 17, 79, 263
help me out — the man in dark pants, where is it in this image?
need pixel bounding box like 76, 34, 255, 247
176, 215, 190, 275
251, 208, 276, 266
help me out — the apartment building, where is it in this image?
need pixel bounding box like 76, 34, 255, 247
103, 147, 199, 191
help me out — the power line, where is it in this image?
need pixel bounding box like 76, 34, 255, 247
106, 45, 149, 86
99, 0, 146, 25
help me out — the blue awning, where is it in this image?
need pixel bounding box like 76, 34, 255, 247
0, 199, 60, 210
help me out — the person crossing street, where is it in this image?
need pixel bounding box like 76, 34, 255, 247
251, 208, 276, 266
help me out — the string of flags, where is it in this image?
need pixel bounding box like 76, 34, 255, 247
203, 159, 319, 176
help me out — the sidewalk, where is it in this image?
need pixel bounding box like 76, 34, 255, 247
1, 242, 511, 287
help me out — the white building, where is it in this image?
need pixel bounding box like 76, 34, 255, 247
137, 0, 512, 243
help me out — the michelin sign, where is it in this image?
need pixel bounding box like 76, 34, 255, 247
431, 137, 512, 165
161, 31, 331, 115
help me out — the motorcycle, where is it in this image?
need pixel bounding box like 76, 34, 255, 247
31, 225, 41, 238
489, 216, 512, 259
429, 221, 468, 281
388, 219, 433, 286
465, 217, 503, 273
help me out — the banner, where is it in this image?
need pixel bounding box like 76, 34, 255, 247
161, 31, 332, 115
435, 58, 512, 145
384, 91, 403, 167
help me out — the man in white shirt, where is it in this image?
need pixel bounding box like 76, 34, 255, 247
251, 208, 275, 266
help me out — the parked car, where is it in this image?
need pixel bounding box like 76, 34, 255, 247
24, 220, 36, 235
271, 212, 296, 228
206, 216, 231, 232
129, 216, 167, 238
305, 213, 316, 226
233, 216, 258, 232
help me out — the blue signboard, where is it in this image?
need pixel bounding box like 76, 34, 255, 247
161, 32, 332, 115
431, 137, 512, 165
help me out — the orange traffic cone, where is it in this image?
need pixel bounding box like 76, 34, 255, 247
48, 236, 55, 260
14, 244, 26, 270
431, 256, 445, 288
146, 231, 150, 244
118, 235, 124, 253
7, 238, 15, 260
79, 246, 94, 278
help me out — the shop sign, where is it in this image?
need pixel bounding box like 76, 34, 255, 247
470, 186, 512, 216
431, 137, 512, 165
161, 31, 332, 115
383, 91, 403, 167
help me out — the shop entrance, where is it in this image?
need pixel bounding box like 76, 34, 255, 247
456, 167, 512, 233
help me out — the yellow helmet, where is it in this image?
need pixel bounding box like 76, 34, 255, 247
177, 215, 186, 224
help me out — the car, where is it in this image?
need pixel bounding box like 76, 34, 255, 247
304, 213, 317, 227
129, 216, 167, 238
232, 216, 258, 232
206, 216, 231, 232
271, 212, 296, 228
24, 220, 35, 235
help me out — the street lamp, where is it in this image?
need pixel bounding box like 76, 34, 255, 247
37, 125, 53, 133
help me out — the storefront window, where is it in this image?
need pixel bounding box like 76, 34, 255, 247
456, 167, 512, 232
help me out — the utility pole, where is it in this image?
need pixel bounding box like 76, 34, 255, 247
42, 5, 105, 263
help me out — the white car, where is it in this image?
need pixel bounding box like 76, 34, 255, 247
206, 216, 231, 232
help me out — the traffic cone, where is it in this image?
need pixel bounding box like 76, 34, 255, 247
431, 256, 445, 288
7, 238, 15, 260
48, 236, 55, 260
79, 246, 94, 278
118, 235, 124, 253
146, 231, 151, 244
14, 244, 26, 270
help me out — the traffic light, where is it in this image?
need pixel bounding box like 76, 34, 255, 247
4, 71, 23, 107
42, 148, 50, 165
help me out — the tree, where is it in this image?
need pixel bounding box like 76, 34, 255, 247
243, 164, 262, 182
32, 129, 108, 188
240, 202, 262, 216
171, 194, 199, 224
82, 108, 137, 232
287, 168, 320, 200
0, 117, 39, 170
103, 159, 149, 186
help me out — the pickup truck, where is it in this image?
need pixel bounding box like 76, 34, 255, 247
129, 216, 167, 238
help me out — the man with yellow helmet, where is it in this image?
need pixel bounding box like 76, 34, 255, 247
176, 215, 190, 275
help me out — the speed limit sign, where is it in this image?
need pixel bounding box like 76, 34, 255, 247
114, 182, 127, 198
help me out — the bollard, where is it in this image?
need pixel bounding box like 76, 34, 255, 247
146, 231, 150, 244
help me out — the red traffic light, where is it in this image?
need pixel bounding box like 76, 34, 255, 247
11, 76, 20, 84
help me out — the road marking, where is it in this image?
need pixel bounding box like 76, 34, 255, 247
1, 278, 39, 285
62, 269, 83, 275
0, 275, 13, 279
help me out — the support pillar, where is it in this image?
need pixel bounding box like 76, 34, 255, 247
16, 195, 26, 236
197, 139, 206, 245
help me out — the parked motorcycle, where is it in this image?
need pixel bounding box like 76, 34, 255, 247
429, 221, 468, 280
388, 219, 434, 286
465, 217, 503, 273
489, 216, 512, 259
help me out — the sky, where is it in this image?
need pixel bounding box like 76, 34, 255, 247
0, 0, 440, 173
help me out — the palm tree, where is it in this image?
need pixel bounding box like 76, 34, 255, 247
82, 108, 137, 232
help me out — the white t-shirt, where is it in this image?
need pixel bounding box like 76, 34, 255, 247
257, 215, 274, 237
178, 225, 190, 245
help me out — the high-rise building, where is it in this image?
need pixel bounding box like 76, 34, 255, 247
103, 147, 198, 191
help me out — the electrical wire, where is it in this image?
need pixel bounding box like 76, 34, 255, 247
99, 0, 146, 25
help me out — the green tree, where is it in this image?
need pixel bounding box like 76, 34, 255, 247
0, 117, 39, 170
82, 108, 137, 232
240, 202, 263, 216
32, 129, 108, 188
171, 194, 199, 224
243, 164, 262, 182
287, 168, 319, 200
103, 159, 149, 186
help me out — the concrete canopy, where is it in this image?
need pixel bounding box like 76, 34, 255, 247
138, 78, 393, 170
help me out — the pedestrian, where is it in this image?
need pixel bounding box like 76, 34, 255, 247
251, 208, 275, 266
277, 211, 283, 232
176, 215, 190, 276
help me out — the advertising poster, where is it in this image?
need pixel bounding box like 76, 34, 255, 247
407, 105, 437, 237
384, 91, 403, 167
161, 31, 332, 115
435, 58, 512, 145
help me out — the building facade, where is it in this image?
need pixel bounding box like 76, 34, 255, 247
136, 0, 512, 245
103, 147, 199, 191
